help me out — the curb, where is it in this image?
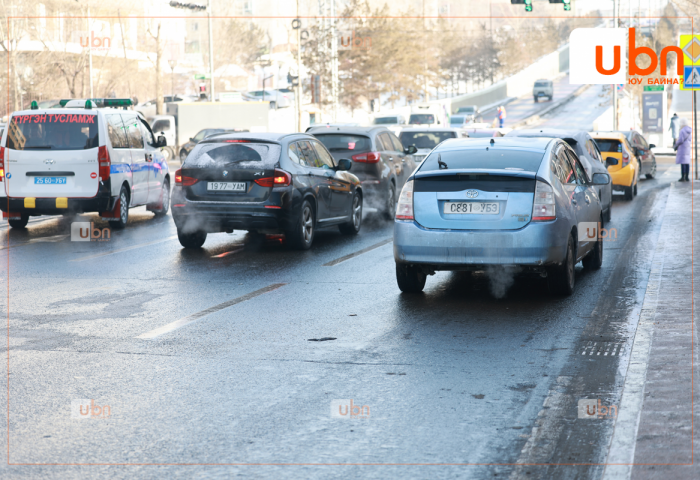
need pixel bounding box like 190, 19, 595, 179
511, 83, 592, 129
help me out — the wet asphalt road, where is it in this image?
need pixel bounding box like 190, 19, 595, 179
0, 159, 679, 478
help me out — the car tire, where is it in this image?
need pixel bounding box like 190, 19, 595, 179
179, 150, 188, 163
534, 96, 539, 103
177, 229, 207, 249
339, 193, 362, 235
8, 214, 29, 229
633, 180, 638, 196
383, 183, 396, 220
286, 199, 315, 250
108, 186, 129, 229
161, 147, 174, 162
624, 185, 634, 201
582, 218, 604, 270
152, 179, 170, 217
548, 235, 575, 296
396, 264, 427, 293
646, 161, 656, 179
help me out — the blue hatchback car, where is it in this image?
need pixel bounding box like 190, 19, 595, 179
393, 137, 611, 295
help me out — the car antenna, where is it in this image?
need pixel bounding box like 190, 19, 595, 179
490, 138, 495, 144
438, 153, 448, 170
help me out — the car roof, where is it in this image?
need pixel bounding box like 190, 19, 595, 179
202, 132, 313, 143
434, 137, 554, 152
306, 126, 390, 135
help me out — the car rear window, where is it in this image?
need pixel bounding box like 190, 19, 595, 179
184, 142, 281, 169
450, 116, 465, 125
373, 117, 398, 125
420, 148, 544, 172
535, 82, 549, 87
313, 134, 371, 152
6, 113, 99, 150
399, 132, 456, 149
594, 139, 623, 153
409, 114, 435, 124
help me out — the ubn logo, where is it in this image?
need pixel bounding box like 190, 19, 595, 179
71, 222, 110, 242
73, 31, 112, 51
71, 399, 112, 419
578, 399, 617, 419
338, 31, 371, 51
330, 399, 370, 419
570, 27, 683, 85
579, 221, 617, 242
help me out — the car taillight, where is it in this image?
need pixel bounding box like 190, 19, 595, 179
0, 146, 4, 182
98, 145, 110, 181
395, 180, 414, 220
351, 152, 381, 163
254, 169, 292, 187
174, 168, 198, 187
532, 180, 556, 221
621, 151, 630, 167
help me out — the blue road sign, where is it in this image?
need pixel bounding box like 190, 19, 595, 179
684, 66, 700, 89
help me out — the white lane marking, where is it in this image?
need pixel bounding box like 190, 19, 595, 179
323, 238, 393, 267
70, 235, 177, 262
137, 283, 287, 339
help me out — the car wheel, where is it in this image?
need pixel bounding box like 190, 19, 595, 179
108, 186, 129, 229
633, 180, 638, 196
269, 101, 276, 110
548, 235, 575, 296
383, 183, 396, 220
582, 218, 604, 270
396, 264, 427, 293
8, 214, 29, 229
177, 229, 207, 248
624, 185, 634, 201
339, 193, 362, 235
534, 96, 539, 103
152, 179, 170, 217
286, 199, 315, 250
161, 147, 174, 162
646, 161, 656, 179
179, 150, 188, 163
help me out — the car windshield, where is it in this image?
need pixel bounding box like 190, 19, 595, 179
535, 82, 549, 87
6, 113, 99, 150
184, 142, 281, 169
373, 117, 398, 125
399, 132, 456, 149
420, 148, 544, 172
313, 134, 371, 152
450, 116, 466, 125
595, 139, 623, 153
409, 114, 435, 124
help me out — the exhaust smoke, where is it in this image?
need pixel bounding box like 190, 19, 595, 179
485, 265, 522, 299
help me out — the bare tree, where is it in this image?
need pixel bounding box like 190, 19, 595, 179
146, 21, 164, 114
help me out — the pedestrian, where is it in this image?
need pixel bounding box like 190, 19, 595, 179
497, 105, 506, 128
669, 113, 679, 145
673, 117, 692, 182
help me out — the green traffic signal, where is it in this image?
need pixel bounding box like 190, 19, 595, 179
564, 4, 570, 10
525, 4, 533, 11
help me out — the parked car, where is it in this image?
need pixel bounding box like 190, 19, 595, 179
244, 89, 292, 109
308, 126, 418, 219
171, 133, 363, 249
533, 79, 553, 102
454, 105, 482, 122
590, 132, 640, 201
617, 130, 657, 179
0, 98, 170, 229
398, 127, 468, 163
393, 137, 611, 295
408, 113, 440, 126
505, 129, 613, 223
178, 128, 246, 163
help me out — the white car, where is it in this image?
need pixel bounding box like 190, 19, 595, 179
398, 127, 469, 163
0, 98, 171, 229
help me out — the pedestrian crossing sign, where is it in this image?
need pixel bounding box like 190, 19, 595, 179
682, 66, 700, 90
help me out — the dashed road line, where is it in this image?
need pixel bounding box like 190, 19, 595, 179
323, 238, 393, 267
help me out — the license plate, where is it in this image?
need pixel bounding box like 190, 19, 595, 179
444, 202, 499, 214
34, 177, 66, 185
207, 182, 246, 192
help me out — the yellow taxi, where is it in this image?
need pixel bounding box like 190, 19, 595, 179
590, 132, 640, 201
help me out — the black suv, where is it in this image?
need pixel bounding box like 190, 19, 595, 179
171, 133, 363, 250
308, 126, 417, 218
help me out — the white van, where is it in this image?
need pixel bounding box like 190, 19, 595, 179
0, 99, 171, 229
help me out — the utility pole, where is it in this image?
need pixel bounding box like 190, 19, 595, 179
695, 90, 698, 180
87, 4, 94, 99
207, 0, 215, 101
612, 0, 618, 130
296, 1, 302, 131
331, 0, 339, 121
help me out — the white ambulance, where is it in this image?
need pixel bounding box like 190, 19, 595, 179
0, 98, 171, 229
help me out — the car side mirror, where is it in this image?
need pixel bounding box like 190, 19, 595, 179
156, 135, 167, 148
591, 172, 611, 185
649, 143, 656, 148
404, 145, 418, 154
336, 158, 352, 171
605, 157, 619, 167
190, 137, 195, 142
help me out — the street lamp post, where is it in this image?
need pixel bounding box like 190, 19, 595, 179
169, 59, 177, 99
169, 1, 213, 100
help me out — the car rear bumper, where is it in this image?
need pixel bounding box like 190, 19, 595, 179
0, 183, 112, 215
393, 218, 570, 269
609, 164, 636, 189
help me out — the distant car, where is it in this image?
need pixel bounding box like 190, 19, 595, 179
398, 127, 468, 163
616, 130, 657, 179
454, 105, 481, 122
449, 115, 471, 128
590, 132, 640, 201
179, 128, 246, 163
505, 128, 613, 223
408, 113, 441, 126
463, 127, 506, 138
244, 90, 292, 109
393, 137, 611, 295
308, 126, 418, 219
533, 79, 553, 102
305, 123, 360, 132
372, 115, 406, 126
171, 132, 363, 250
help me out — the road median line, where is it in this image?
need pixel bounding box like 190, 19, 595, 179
323, 238, 392, 267
137, 283, 287, 339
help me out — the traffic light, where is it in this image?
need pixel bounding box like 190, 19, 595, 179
510, 0, 532, 12
549, 0, 571, 10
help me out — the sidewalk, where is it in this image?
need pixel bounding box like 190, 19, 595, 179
603, 180, 700, 479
